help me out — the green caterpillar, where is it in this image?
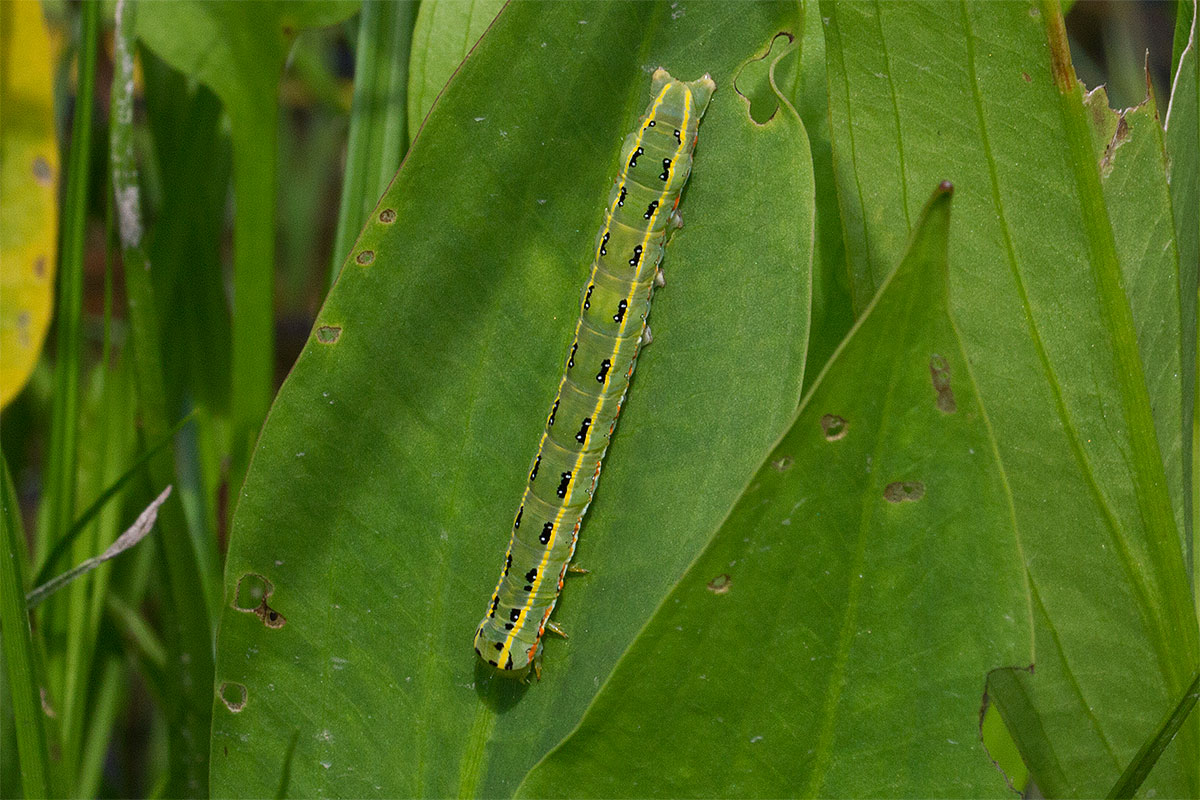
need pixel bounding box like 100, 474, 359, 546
474, 68, 716, 677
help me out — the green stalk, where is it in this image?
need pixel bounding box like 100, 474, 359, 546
330, 0, 416, 287
111, 1, 213, 793
228, 104, 278, 502
38, 0, 99, 567
0, 456, 52, 798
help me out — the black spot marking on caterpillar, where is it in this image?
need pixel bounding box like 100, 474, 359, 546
490, 597, 499, 616
219, 682, 247, 713
629, 146, 644, 168
509, 607, 520, 623
379, 208, 396, 223
884, 481, 926, 504
660, 159, 672, 181
355, 250, 375, 265
600, 231, 609, 255
771, 455, 793, 471
540, 522, 554, 544
493, 641, 504, 651
613, 300, 628, 324
617, 186, 626, 207
648, 120, 656, 128
557, 471, 572, 498
629, 245, 643, 268
547, 399, 559, 427
316, 325, 341, 344
707, 574, 732, 594
644, 200, 659, 219
575, 417, 592, 443
503, 553, 512, 576
530, 454, 541, 482
525, 567, 538, 583
568, 341, 577, 368
821, 414, 849, 441
673, 128, 681, 143
514, 506, 523, 529
596, 359, 611, 383
583, 285, 594, 310
929, 354, 957, 414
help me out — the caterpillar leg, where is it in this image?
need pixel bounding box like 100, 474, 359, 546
655, 268, 666, 288
566, 564, 590, 575
641, 325, 653, 346
546, 620, 569, 639
669, 209, 684, 229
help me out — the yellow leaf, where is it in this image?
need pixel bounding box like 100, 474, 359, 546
1, 0, 59, 410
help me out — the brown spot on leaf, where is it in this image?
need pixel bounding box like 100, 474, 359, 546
930, 354, 957, 414
884, 481, 925, 503
32, 156, 53, 185
355, 250, 375, 265
707, 574, 732, 594
316, 325, 341, 344
821, 414, 848, 441
379, 208, 396, 223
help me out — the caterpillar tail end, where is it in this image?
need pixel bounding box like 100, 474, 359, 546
474, 621, 539, 679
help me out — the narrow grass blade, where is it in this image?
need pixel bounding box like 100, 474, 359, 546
1109, 669, 1200, 798
33, 411, 194, 589
25, 485, 171, 610
38, 0, 99, 567
0, 455, 52, 798
330, 0, 416, 287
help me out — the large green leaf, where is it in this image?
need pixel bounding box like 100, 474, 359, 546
822, 0, 1197, 795
210, 2, 813, 796
520, 184, 1033, 797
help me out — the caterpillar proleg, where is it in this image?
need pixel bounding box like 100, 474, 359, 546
474, 68, 715, 677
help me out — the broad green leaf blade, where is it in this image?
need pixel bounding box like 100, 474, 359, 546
210, 2, 813, 797
520, 184, 1032, 798
822, 1, 1197, 795
0, 0, 58, 410
406, 0, 506, 136
793, 0, 853, 389
1164, 0, 1197, 601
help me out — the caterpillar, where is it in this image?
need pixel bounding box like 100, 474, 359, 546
474, 68, 716, 677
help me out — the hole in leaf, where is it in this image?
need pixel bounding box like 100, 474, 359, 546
733, 32, 794, 124
821, 414, 848, 441
219, 681, 247, 713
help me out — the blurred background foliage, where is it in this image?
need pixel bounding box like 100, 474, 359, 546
0, 0, 1190, 796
